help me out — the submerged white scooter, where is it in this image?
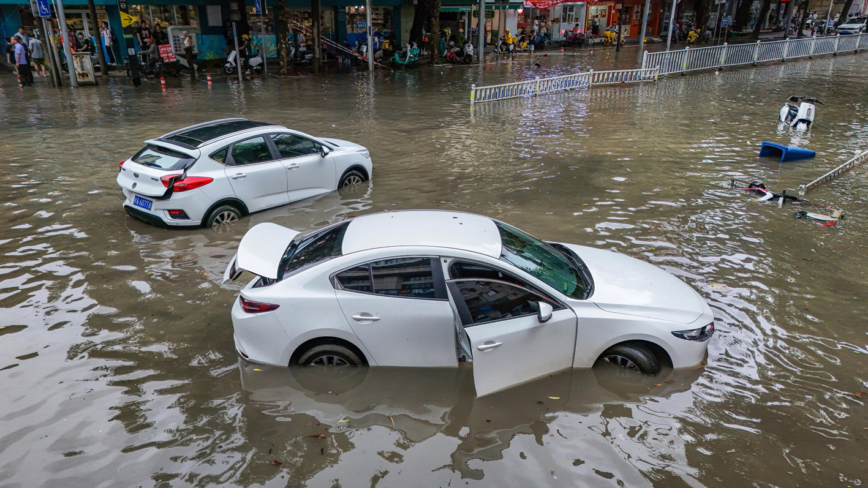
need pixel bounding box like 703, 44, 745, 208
225, 50, 263, 74
779, 96, 822, 131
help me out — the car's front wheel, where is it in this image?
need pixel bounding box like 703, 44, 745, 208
296, 344, 363, 367
338, 170, 366, 188
598, 342, 661, 374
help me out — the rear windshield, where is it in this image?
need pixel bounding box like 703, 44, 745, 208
132, 145, 196, 171
280, 221, 350, 279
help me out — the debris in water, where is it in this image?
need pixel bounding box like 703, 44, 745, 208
548, 396, 560, 400
271, 459, 282, 466
308, 434, 326, 439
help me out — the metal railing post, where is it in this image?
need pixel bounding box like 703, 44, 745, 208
719, 42, 728, 70
642, 51, 648, 70
855, 34, 861, 52
534, 77, 540, 96
834, 34, 840, 55
589, 69, 594, 86
654, 67, 658, 81
782, 39, 789, 62
471, 84, 475, 104
809, 35, 816, 58
753, 40, 760, 65
682, 46, 690, 75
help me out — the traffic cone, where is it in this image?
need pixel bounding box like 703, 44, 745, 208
160, 77, 166, 90
206, 74, 211, 84
17, 75, 23, 87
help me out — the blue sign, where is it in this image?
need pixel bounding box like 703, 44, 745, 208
355, 20, 367, 30
36, 0, 51, 18
721, 18, 729, 27
253, 0, 261, 14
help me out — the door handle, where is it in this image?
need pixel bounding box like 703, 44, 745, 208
286, 164, 299, 170
351, 314, 380, 322
231, 173, 247, 179
477, 341, 502, 351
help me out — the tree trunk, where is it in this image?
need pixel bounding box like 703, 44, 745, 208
836, 0, 854, 26
796, 0, 809, 38
276, 0, 290, 74
751, 0, 772, 39
312, 0, 321, 73
733, 0, 753, 32
87, 0, 108, 77
693, 0, 712, 33
410, 0, 429, 46
428, 0, 441, 62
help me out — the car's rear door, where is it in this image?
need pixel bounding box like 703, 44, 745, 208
447, 279, 577, 397
333, 257, 458, 367
223, 135, 288, 212
268, 133, 336, 200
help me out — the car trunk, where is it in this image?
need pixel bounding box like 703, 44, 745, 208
117, 141, 200, 198
224, 223, 301, 282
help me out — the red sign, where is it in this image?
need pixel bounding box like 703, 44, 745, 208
159, 44, 176, 62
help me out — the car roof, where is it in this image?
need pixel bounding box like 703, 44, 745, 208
341, 211, 502, 258
158, 118, 280, 148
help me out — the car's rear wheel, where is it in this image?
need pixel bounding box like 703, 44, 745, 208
338, 170, 365, 188
205, 205, 241, 228
296, 344, 363, 367
598, 342, 660, 375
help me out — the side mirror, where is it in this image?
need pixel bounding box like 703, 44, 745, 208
320, 146, 331, 158
537, 302, 553, 323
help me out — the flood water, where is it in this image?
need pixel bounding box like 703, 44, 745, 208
2, 50, 868, 487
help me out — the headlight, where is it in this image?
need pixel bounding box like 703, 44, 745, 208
672, 322, 715, 341
359, 150, 370, 159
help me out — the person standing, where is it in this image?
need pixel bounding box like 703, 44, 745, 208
28, 36, 47, 78
15, 27, 30, 46
100, 22, 116, 65
183, 32, 196, 79
136, 21, 151, 48
5, 37, 15, 65
12, 37, 33, 86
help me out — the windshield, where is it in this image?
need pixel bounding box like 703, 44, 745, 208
131, 145, 196, 171
496, 222, 589, 300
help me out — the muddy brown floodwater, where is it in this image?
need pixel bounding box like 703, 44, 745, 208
1, 50, 868, 488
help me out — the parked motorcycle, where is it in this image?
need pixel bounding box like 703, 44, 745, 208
225, 49, 263, 74
390, 42, 420, 68
564, 31, 585, 47
779, 96, 822, 131
444, 41, 474, 64
291, 42, 314, 64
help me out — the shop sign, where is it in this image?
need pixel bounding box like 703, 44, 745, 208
472, 10, 496, 18
253, 0, 261, 14
159, 44, 176, 62
355, 20, 367, 29
614, 4, 622, 9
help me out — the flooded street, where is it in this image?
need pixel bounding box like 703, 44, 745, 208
2, 51, 868, 487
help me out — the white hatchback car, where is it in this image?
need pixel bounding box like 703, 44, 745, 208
224, 211, 715, 396
117, 118, 373, 228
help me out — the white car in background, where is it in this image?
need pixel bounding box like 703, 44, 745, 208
116, 118, 372, 228
837, 17, 867, 34
224, 211, 715, 397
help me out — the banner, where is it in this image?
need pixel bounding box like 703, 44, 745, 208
159, 44, 176, 62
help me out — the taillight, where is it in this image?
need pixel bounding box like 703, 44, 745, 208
119, 161, 125, 173
240, 296, 279, 314
160, 175, 213, 192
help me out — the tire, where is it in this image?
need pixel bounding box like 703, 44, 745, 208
338, 169, 365, 188
204, 204, 241, 228
296, 344, 363, 367
224, 65, 234, 74
597, 342, 660, 374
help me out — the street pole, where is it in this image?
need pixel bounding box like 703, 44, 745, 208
615, 7, 622, 52
478, 0, 485, 62
261, 6, 267, 78
666, 0, 677, 51
366, 0, 374, 71
40, 18, 61, 86
45, 20, 64, 86
712, 1, 721, 44
87, 0, 108, 77
784, 0, 795, 38
232, 22, 242, 83
54, 0, 77, 87
639, 0, 651, 51
825, 0, 834, 34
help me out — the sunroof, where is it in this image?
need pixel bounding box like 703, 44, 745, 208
164, 120, 271, 146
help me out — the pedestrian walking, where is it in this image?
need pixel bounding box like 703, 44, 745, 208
184, 32, 196, 79
100, 22, 116, 65
11, 37, 33, 86
28, 36, 47, 78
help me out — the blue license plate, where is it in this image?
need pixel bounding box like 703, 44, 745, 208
133, 195, 153, 211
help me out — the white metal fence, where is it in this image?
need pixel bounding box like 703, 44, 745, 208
643, 33, 868, 75
470, 68, 659, 104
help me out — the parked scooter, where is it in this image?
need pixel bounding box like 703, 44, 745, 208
225, 49, 263, 74
290, 41, 314, 64
779, 96, 822, 131
564, 31, 585, 47
390, 42, 419, 68
444, 41, 474, 64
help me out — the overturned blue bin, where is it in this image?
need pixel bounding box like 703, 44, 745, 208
759, 141, 816, 162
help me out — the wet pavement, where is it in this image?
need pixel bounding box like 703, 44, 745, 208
1, 50, 868, 487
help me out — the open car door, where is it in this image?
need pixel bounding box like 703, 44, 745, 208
446, 279, 577, 397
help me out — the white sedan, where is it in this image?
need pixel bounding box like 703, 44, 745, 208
117, 118, 373, 228
224, 211, 715, 396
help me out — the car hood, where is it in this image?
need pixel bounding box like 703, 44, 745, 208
559, 244, 707, 324
321, 138, 365, 151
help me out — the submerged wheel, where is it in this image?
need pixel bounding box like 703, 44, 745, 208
296, 344, 363, 367
204, 205, 241, 228
338, 170, 365, 188
598, 342, 660, 374
224, 65, 235, 74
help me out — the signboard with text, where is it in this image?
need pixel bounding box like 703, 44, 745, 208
159, 44, 176, 62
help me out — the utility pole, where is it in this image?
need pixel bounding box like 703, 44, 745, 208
312, 0, 321, 73
615, 6, 622, 52
55, 0, 78, 86
45, 20, 64, 86
366, 0, 374, 71
261, 3, 267, 78
233, 22, 242, 83
31, 0, 61, 86
639, 0, 651, 50
87, 0, 108, 77
478, 0, 485, 62
41, 18, 61, 86
116, 0, 141, 86
825, 0, 834, 33
666, 0, 678, 50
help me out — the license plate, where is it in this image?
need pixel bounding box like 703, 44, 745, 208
133, 195, 153, 211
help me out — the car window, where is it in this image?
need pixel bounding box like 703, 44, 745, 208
282, 222, 349, 277
270, 133, 321, 158
370, 258, 436, 298
230, 136, 275, 165
449, 260, 564, 306
335, 265, 372, 292
131, 145, 196, 171
451, 280, 552, 326
210, 147, 228, 164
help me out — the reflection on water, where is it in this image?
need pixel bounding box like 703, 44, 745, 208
1, 52, 868, 487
